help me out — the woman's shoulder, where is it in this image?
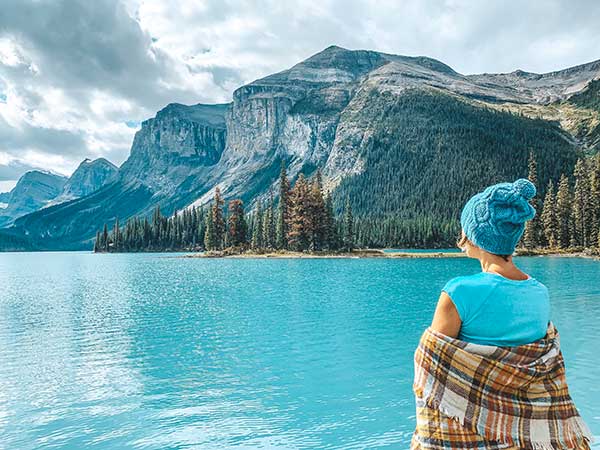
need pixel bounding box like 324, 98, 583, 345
442, 272, 490, 292
443, 272, 549, 298
441, 273, 494, 322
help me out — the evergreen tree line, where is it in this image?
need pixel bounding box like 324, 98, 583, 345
94, 152, 600, 253
522, 152, 600, 252
93, 204, 208, 253
349, 152, 600, 252
353, 216, 459, 249
94, 166, 355, 253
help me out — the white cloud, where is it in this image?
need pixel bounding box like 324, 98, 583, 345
0, 38, 28, 67
0, 0, 599, 187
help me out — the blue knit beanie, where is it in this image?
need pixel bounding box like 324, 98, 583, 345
460, 178, 536, 255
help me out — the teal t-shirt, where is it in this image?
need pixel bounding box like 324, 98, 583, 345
442, 272, 550, 347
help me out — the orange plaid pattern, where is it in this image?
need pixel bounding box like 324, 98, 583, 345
411, 324, 592, 450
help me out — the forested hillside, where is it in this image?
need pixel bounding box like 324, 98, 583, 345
333, 89, 580, 247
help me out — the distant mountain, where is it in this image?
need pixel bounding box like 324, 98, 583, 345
4, 45, 600, 250
0, 158, 119, 229
0, 171, 67, 227
10, 103, 229, 249
52, 158, 118, 204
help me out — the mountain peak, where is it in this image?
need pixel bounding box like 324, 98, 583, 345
313, 44, 350, 55
299, 45, 387, 73
21, 169, 67, 181
240, 45, 389, 92
154, 102, 229, 127
56, 157, 119, 203
0, 170, 67, 227
78, 157, 117, 170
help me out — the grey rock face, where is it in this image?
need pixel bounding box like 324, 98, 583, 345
201, 46, 387, 204
227, 46, 385, 162
0, 171, 67, 227
119, 102, 228, 197
468, 59, 600, 104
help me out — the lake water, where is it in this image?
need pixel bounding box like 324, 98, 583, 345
0, 252, 598, 449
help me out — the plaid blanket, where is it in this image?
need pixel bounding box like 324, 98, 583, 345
411, 323, 593, 450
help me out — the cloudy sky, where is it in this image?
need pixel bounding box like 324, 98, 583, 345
0, 0, 598, 191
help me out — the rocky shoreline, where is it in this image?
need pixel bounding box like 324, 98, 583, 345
182, 249, 466, 259
180, 248, 600, 260
513, 248, 600, 260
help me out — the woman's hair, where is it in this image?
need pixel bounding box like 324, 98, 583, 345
456, 232, 511, 262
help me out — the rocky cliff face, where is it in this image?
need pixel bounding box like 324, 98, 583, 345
188, 46, 389, 205
54, 158, 118, 203
5, 45, 600, 249
119, 103, 228, 195
0, 171, 67, 227
224, 46, 386, 167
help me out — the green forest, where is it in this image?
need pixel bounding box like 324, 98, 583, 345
95, 152, 600, 255
333, 89, 581, 247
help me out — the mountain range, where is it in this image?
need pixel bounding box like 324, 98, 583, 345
1, 45, 599, 250
0, 158, 118, 228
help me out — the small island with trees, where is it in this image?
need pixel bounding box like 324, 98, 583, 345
94, 153, 600, 258
94, 164, 359, 257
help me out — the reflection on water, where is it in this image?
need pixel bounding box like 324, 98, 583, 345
0, 252, 598, 449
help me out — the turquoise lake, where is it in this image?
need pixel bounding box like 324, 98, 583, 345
0, 252, 598, 449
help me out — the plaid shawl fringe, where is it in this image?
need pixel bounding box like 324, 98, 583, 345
412, 323, 593, 450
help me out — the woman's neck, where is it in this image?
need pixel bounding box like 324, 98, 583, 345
479, 255, 529, 280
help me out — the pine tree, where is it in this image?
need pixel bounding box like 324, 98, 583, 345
589, 153, 600, 247
541, 181, 558, 248
343, 196, 354, 251
276, 162, 290, 249
323, 194, 336, 250
94, 231, 101, 252
227, 199, 247, 247
223, 225, 230, 248
196, 207, 206, 248
102, 223, 109, 252
112, 217, 121, 252
262, 192, 275, 249
522, 151, 542, 248
152, 206, 162, 249
308, 173, 326, 251
569, 212, 577, 249
268, 192, 276, 247
556, 174, 571, 249
212, 188, 225, 250
571, 159, 591, 247
204, 208, 215, 251
287, 174, 311, 251
251, 201, 263, 249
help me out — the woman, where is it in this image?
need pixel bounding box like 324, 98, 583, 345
411, 178, 592, 450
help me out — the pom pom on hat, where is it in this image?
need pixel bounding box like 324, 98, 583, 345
512, 178, 536, 200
